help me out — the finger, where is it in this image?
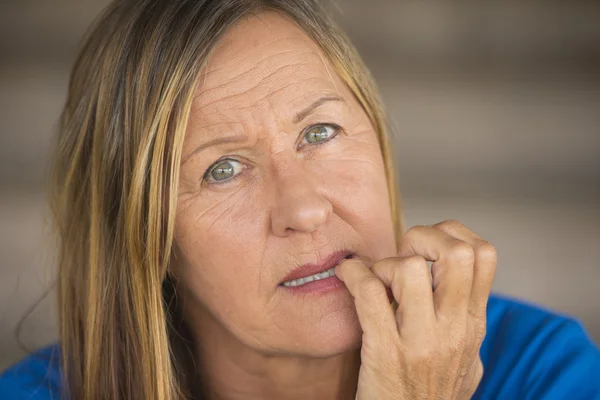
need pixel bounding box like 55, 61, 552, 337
433, 220, 497, 320
399, 225, 474, 320
335, 258, 398, 340
371, 256, 435, 337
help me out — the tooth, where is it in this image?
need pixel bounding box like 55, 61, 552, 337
283, 267, 341, 287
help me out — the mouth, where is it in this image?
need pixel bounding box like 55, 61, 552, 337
279, 251, 354, 288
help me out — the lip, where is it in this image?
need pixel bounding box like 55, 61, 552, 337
279, 249, 353, 285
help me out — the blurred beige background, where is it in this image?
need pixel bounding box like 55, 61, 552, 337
1, 0, 599, 370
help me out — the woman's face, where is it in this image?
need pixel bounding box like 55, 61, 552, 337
173, 12, 397, 357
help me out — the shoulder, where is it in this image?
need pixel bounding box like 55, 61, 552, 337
475, 294, 600, 399
0, 344, 63, 400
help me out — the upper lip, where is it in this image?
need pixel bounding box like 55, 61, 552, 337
280, 250, 353, 284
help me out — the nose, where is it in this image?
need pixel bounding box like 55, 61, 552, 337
269, 155, 332, 237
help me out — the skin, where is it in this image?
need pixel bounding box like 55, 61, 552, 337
172, 11, 496, 400
336, 221, 496, 399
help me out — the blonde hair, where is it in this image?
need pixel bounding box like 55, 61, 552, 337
50, 0, 404, 398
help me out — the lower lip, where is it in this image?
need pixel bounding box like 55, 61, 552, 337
279, 274, 345, 295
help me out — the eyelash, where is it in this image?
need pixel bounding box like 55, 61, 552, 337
202, 123, 342, 187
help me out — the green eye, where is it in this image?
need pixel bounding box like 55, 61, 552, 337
204, 159, 241, 183
304, 124, 338, 145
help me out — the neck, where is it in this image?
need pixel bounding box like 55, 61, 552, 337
187, 306, 361, 400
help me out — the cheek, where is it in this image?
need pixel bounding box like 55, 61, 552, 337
173, 188, 268, 306
320, 140, 395, 255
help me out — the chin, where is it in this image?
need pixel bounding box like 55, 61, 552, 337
287, 307, 363, 357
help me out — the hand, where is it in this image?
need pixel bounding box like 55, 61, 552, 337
336, 220, 497, 400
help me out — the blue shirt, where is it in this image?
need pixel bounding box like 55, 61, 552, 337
1, 294, 599, 399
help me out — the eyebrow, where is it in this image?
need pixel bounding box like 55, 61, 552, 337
182, 135, 248, 165
183, 95, 345, 164
292, 95, 344, 124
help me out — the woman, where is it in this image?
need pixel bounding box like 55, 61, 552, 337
1, 0, 599, 399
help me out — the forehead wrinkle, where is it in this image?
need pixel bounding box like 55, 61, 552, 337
201, 47, 314, 95
187, 79, 348, 158
266, 79, 343, 110
194, 61, 264, 107
191, 80, 342, 144
199, 46, 319, 94
194, 59, 323, 112
202, 36, 312, 78
188, 103, 243, 133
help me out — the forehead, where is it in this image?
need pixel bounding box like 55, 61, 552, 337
192, 12, 347, 117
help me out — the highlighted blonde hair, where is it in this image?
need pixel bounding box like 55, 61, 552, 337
51, 0, 404, 398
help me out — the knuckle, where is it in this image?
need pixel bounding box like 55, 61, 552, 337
403, 255, 429, 270
399, 226, 426, 250
404, 224, 428, 237
373, 257, 400, 271
402, 255, 431, 280
435, 219, 465, 233
477, 241, 498, 265
448, 241, 475, 265
463, 357, 485, 384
